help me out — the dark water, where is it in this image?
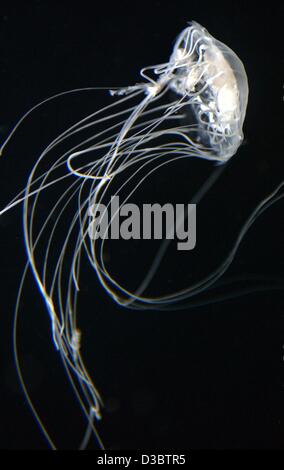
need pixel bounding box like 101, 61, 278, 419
0, 1, 283, 450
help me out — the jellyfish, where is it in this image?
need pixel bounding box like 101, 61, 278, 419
0, 21, 283, 449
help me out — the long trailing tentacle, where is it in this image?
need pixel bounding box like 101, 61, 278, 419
5, 77, 210, 448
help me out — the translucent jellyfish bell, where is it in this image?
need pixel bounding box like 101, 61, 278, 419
168, 21, 249, 161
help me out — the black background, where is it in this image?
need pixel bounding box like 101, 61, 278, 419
0, 0, 283, 450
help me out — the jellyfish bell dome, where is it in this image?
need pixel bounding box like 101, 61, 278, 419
169, 21, 249, 162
